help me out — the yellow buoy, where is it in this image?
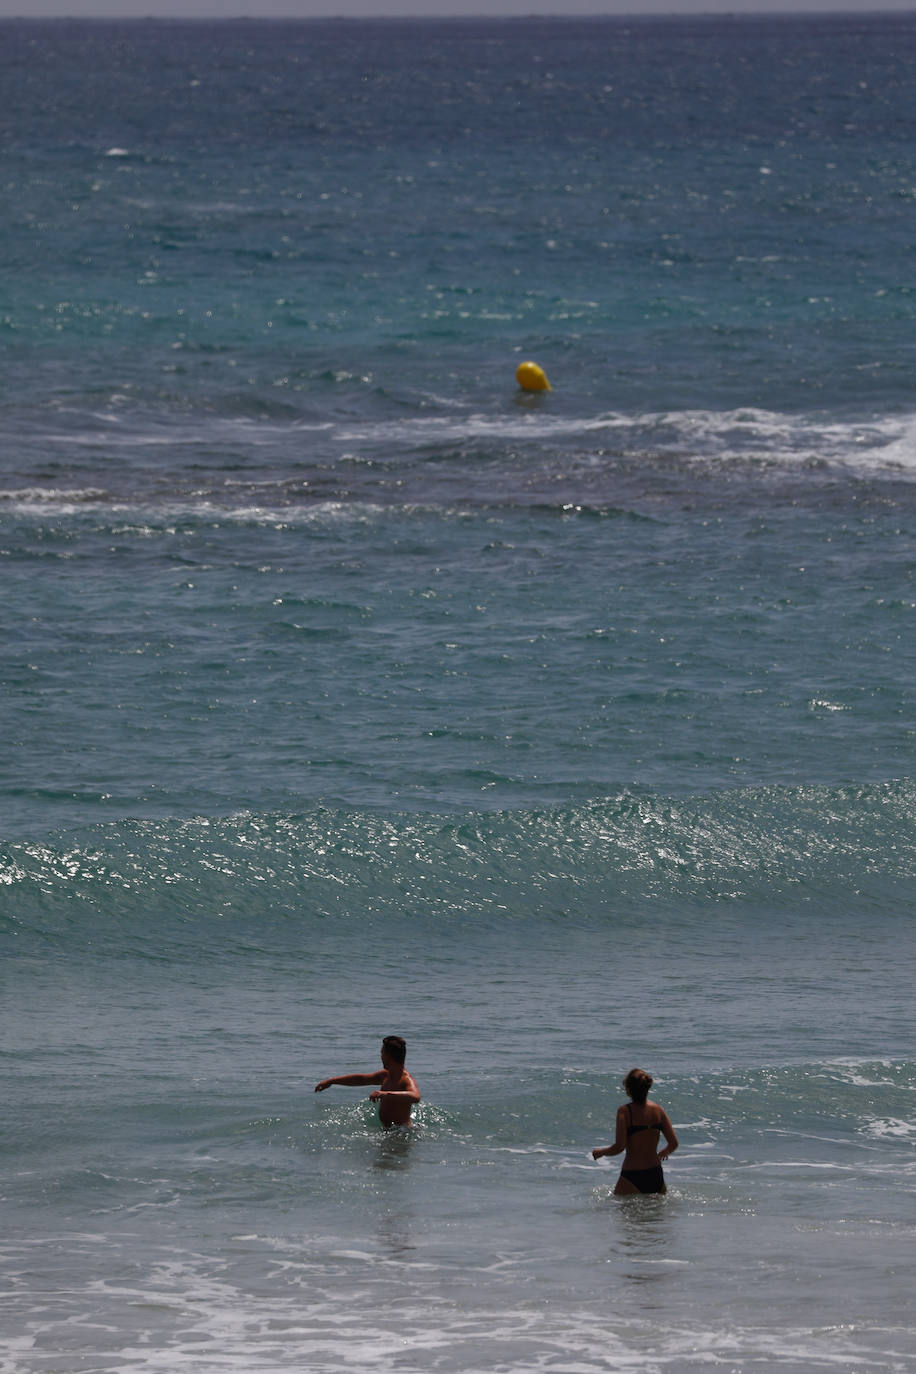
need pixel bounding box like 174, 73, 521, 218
516, 360, 551, 392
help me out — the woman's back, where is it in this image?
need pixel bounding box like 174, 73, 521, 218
621, 1100, 665, 1167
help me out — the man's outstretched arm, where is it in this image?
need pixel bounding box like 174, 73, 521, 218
315, 1072, 386, 1092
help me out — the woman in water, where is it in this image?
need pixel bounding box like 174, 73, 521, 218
591, 1068, 678, 1195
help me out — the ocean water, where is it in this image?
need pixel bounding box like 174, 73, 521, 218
1, 13, 915, 1372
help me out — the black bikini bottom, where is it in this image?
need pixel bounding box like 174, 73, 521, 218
620, 1165, 665, 1194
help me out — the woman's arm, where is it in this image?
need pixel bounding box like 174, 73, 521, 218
657, 1110, 679, 1161
592, 1104, 628, 1160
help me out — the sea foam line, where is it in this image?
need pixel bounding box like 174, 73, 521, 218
7, 405, 916, 474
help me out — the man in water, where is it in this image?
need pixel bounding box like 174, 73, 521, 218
314, 1035, 420, 1127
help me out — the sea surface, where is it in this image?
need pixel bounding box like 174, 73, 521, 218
1, 12, 914, 1372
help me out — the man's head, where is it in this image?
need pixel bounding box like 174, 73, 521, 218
381, 1035, 407, 1065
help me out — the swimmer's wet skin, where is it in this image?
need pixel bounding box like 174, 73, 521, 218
591, 1069, 678, 1196
315, 1035, 421, 1127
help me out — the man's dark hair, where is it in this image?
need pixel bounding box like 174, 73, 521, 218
382, 1035, 407, 1063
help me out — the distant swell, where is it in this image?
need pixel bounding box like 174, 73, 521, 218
2, 779, 913, 953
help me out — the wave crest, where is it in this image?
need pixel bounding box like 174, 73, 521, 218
2, 779, 914, 951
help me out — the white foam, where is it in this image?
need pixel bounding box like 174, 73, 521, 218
865, 1117, 916, 1142
824, 1060, 903, 1089
0, 490, 378, 527
0, 485, 109, 505
2, 1222, 912, 1374
311, 403, 916, 475
10, 405, 916, 496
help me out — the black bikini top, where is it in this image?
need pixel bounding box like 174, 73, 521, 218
627, 1104, 660, 1136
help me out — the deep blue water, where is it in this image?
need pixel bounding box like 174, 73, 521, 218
1, 15, 914, 1373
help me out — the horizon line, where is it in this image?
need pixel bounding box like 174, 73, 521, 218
2, 6, 915, 17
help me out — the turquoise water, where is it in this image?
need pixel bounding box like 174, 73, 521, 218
1, 14, 914, 1372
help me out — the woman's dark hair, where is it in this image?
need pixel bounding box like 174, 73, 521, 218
623, 1068, 653, 1104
